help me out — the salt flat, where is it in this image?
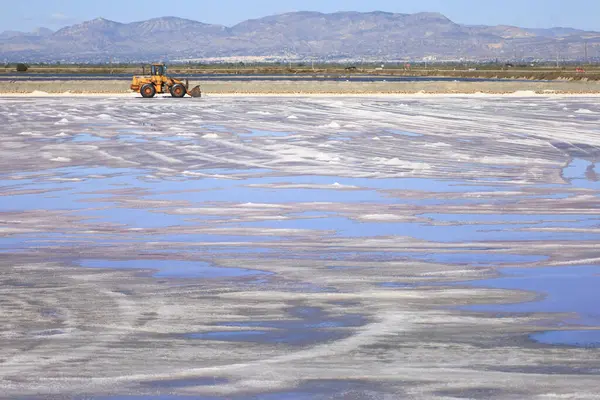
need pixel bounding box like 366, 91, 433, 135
1, 96, 600, 399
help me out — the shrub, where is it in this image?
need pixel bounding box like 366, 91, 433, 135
16, 63, 28, 72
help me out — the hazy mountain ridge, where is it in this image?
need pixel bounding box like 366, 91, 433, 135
1, 12, 599, 62
0, 27, 53, 40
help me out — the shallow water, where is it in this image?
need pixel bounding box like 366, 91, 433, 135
462, 266, 600, 327
562, 158, 600, 189
239, 129, 293, 138
4, 97, 600, 397
388, 129, 423, 137
90, 379, 389, 400
406, 252, 547, 265
80, 259, 269, 278
238, 214, 600, 241
187, 307, 366, 345
71, 133, 107, 142
141, 377, 229, 388
531, 330, 600, 348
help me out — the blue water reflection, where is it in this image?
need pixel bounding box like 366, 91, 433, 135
462, 266, 600, 327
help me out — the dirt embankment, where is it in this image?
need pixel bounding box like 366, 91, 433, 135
2, 79, 600, 95
5, 65, 600, 81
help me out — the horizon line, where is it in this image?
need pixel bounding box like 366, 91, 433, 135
4, 10, 595, 34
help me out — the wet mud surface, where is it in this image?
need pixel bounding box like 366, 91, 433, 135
2, 96, 600, 398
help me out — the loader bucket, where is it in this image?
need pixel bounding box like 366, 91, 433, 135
188, 86, 202, 98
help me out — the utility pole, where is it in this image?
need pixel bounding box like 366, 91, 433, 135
556, 46, 560, 68
585, 40, 589, 65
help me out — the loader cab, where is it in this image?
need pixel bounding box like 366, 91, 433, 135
151, 64, 166, 76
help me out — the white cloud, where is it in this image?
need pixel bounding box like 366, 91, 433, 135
47, 12, 79, 27
50, 12, 70, 21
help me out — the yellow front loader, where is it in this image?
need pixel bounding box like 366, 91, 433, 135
130, 64, 201, 98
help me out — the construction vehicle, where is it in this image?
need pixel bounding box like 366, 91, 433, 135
130, 64, 202, 98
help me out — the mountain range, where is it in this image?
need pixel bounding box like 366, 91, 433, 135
1, 12, 600, 63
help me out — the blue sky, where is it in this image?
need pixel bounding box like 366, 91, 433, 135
3, 0, 599, 32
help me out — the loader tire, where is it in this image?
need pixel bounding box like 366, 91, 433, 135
141, 84, 156, 98
170, 84, 186, 98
